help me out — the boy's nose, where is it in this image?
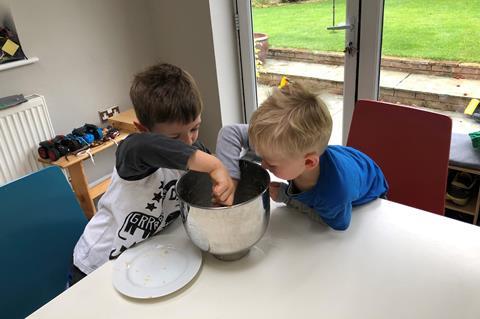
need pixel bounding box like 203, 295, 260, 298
182, 134, 194, 145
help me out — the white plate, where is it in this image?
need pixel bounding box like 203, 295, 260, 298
112, 234, 202, 299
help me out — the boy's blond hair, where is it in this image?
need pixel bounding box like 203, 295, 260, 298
249, 82, 332, 157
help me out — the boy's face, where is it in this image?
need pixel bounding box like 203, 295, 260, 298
258, 151, 311, 181
151, 115, 201, 145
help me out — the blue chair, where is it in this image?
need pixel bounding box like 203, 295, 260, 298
0, 166, 87, 319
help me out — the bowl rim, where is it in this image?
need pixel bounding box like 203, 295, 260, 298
176, 163, 271, 211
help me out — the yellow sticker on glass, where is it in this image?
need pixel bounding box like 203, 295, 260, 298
2, 39, 20, 56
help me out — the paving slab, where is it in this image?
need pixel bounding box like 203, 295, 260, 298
264, 58, 480, 98
379, 70, 411, 89
264, 59, 343, 82
397, 73, 480, 98
258, 84, 342, 116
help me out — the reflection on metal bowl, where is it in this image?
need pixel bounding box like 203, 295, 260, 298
176, 160, 270, 261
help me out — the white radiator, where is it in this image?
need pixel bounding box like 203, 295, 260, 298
0, 94, 55, 185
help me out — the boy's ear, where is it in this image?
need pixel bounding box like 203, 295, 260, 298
134, 121, 148, 132
304, 152, 319, 169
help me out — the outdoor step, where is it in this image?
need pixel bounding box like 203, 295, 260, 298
259, 59, 480, 113
268, 48, 480, 81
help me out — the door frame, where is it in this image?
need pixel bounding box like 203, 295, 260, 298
343, 0, 385, 142
233, 0, 258, 123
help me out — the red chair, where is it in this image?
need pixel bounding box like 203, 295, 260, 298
347, 100, 452, 215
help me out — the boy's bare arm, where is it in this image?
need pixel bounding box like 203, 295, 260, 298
187, 150, 235, 206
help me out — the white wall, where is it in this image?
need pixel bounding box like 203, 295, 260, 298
146, 0, 221, 152
147, 0, 243, 151
1, 0, 243, 183
0, 0, 159, 181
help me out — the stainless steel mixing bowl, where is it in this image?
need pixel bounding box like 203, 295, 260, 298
177, 160, 270, 261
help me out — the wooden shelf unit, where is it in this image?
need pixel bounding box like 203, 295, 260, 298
445, 165, 480, 225
108, 108, 138, 133
38, 132, 128, 219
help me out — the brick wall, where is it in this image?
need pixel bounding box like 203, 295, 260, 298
268, 48, 480, 80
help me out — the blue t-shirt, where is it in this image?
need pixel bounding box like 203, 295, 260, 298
291, 146, 388, 230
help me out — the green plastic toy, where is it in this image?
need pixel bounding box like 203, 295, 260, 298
468, 131, 480, 150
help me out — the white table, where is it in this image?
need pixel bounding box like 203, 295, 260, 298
29, 199, 480, 319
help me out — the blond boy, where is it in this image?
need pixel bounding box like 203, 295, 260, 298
216, 82, 387, 230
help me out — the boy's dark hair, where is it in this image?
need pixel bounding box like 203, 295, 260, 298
130, 63, 203, 130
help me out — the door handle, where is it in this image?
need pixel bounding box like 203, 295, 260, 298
327, 24, 353, 31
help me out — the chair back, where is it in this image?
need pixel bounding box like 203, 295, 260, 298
347, 100, 452, 215
0, 166, 87, 319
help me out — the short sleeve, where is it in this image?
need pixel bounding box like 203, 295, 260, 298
315, 202, 352, 231
116, 133, 196, 180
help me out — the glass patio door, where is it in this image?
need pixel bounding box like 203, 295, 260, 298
234, 0, 364, 145
378, 1, 479, 132
377, 1, 480, 224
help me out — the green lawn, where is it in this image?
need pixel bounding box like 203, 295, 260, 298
253, 0, 480, 62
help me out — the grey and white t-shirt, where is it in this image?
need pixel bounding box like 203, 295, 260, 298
73, 133, 208, 274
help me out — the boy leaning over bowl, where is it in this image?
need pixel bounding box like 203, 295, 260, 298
216, 80, 388, 231
70, 63, 235, 285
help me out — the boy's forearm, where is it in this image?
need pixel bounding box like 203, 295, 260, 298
187, 150, 235, 206
187, 150, 222, 174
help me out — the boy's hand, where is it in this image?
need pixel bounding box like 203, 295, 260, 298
211, 172, 237, 206
186, 150, 236, 206
269, 182, 287, 203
